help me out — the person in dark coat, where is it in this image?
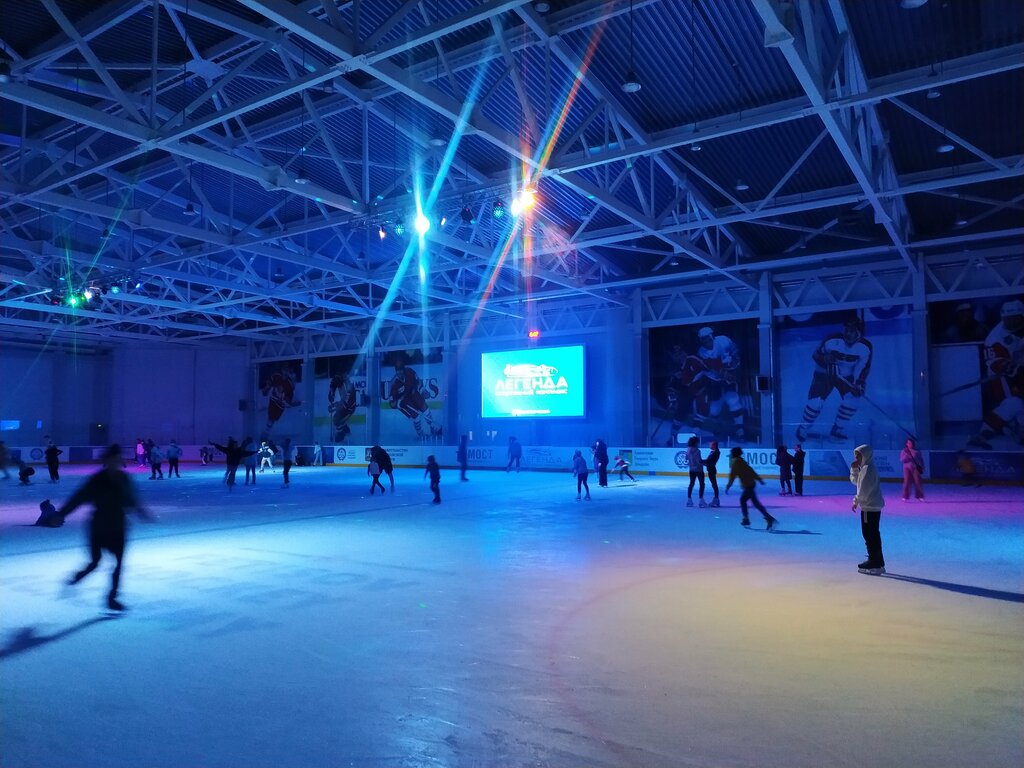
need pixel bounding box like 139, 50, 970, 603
593, 438, 609, 487
210, 437, 256, 491
424, 455, 441, 504
792, 444, 806, 496
704, 440, 721, 507
506, 437, 523, 473
775, 445, 793, 496
457, 435, 470, 481
375, 446, 395, 491
57, 444, 153, 611
44, 440, 62, 482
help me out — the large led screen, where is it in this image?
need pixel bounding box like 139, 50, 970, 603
481, 345, 586, 418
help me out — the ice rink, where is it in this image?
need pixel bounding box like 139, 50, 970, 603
2, 462, 1022, 768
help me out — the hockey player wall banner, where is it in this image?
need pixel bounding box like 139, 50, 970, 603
928, 295, 1024, 450
648, 319, 760, 446
257, 360, 304, 439
379, 348, 445, 442
779, 307, 913, 449
313, 355, 368, 444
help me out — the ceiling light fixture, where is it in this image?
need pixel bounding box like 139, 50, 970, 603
900, 0, 929, 8
492, 199, 506, 219
378, 225, 386, 240
735, 180, 750, 192
414, 212, 431, 236
460, 206, 475, 224
936, 142, 954, 153
183, 201, 198, 216
533, 1, 551, 12
690, 143, 702, 152
621, 1, 642, 93
926, 88, 941, 99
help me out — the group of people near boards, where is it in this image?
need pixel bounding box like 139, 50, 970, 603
26, 432, 932, 611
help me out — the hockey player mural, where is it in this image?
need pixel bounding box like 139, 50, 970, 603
313, 355, 367, 444
780, 307, 913, 447
967, 298, 1024, 449
381, 349, 444, 441
648, 320, 759, 446
794, 316, 873, 442
258, 360, 303, 438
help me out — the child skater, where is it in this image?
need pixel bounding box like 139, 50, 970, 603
424, 455, 441, 504
572, 449, 591, 500
56, 444, 154, 611
792, 443, 806, 496
851, 444, 886, 574
612, 455, 636, 482
725, 446, 778, 531
368, 456, 386, 495
704, 440, 721, 507
685, 436, 706, 508
775, 444, 793, 496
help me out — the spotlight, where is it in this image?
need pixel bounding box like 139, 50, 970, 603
67, 294, 80, 307
690, 143, 702, 152
110, 285, 121, 294
735, 180, 750, 191
439, 215, 447, 227
414, 212, 431, 236
294, 174, 310, 185
378, 225, 386, 240
492, 200, 506, 219
83, 289, 94, 301
621, 70, 642, 94
183, 201, 198, 216
134, 281, 142, 290
460, 206, 475, 224
511, 187, 537, 217
393, 220, 406, 236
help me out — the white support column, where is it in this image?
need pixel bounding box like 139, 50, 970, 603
911, 252, 931, 445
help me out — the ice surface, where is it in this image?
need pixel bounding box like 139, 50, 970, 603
1, 464, 1022, 767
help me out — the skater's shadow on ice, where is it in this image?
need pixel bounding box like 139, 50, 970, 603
882, 573, 1024, 604
770, 528, 821, 535
0, 616, 120, 660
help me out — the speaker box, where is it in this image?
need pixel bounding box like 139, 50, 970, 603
755, 376, 771, 393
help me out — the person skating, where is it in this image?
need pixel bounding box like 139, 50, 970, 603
457, 435, 470, 481
725, 446, 778, 531
0, 440, 10, 479
56, 444, 154, 611
374, 446, 395, 491
685, 436, 706, 507
424, 455, 441, 504
312, 441, 323, 467
792, 443, 806, 496
258, 441, 275, 473
368, 457, 386, 495
593, 438, 609, 487
613, 455, 636, 482
851, 444, 885, 574
281, 438, 294, 488
242, 438, 258, 485
148, 444, 164, 479
507, 437, 523, 473
572, 449, 591, 500
166, 441, 182, 478
44, 440, 62, 483
135, 439, 146, 467
704, 440, 721, 507
775, 444, 793, 495
899, 437, 925, 501
210, 437, 255, 492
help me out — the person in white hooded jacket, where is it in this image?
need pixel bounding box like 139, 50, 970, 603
850, 444, 885, 573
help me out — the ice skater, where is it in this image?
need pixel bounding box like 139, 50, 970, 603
685, 436, 706, 507
0, 440, 10, 479
56, 444, 154, 611
507, 437, 523, 473
613, 455, 635, 482
851, 444, 885, 574
166, 441, 182, 478
725, 447, 777, 531
374, 446, 395, 491
424, 455, 441, 504
593, 438, 609, 487
210, 437, 255, 492
457, 435, 470, 481
899, 437, 925, 501
243, 438, 258, 485
572, 449, 591, 500
313, 442, 323, 467
18, 459, 35, 485
148, 444, 164, 479
775, 445, 793, 495
792, 443, 806, 496
135, 439, 146, 467
258, 441, 275, 473
281, 438, 294, 488
44, 440, 62, 483
368, 456, 386, 495
704, 440, 721, 507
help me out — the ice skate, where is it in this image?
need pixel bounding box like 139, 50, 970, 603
106, 595, 126, 612
698, 499, 708, 508
740, 517, 750, 527
576, 494, 581, 501
709, 497, 720, 507
686, 498, 694, 507
765, 516, 778, 532
829, 425, 849, 441
857, 561, 886, 575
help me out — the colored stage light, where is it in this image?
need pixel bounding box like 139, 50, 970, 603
393, 220, 406, 236
492, 200, 505, 219
460, 206, 475, 224
66, 294, 80, 307
110, 285, 121, 294
528, 330, 540, 339
83, 289, 93, 301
